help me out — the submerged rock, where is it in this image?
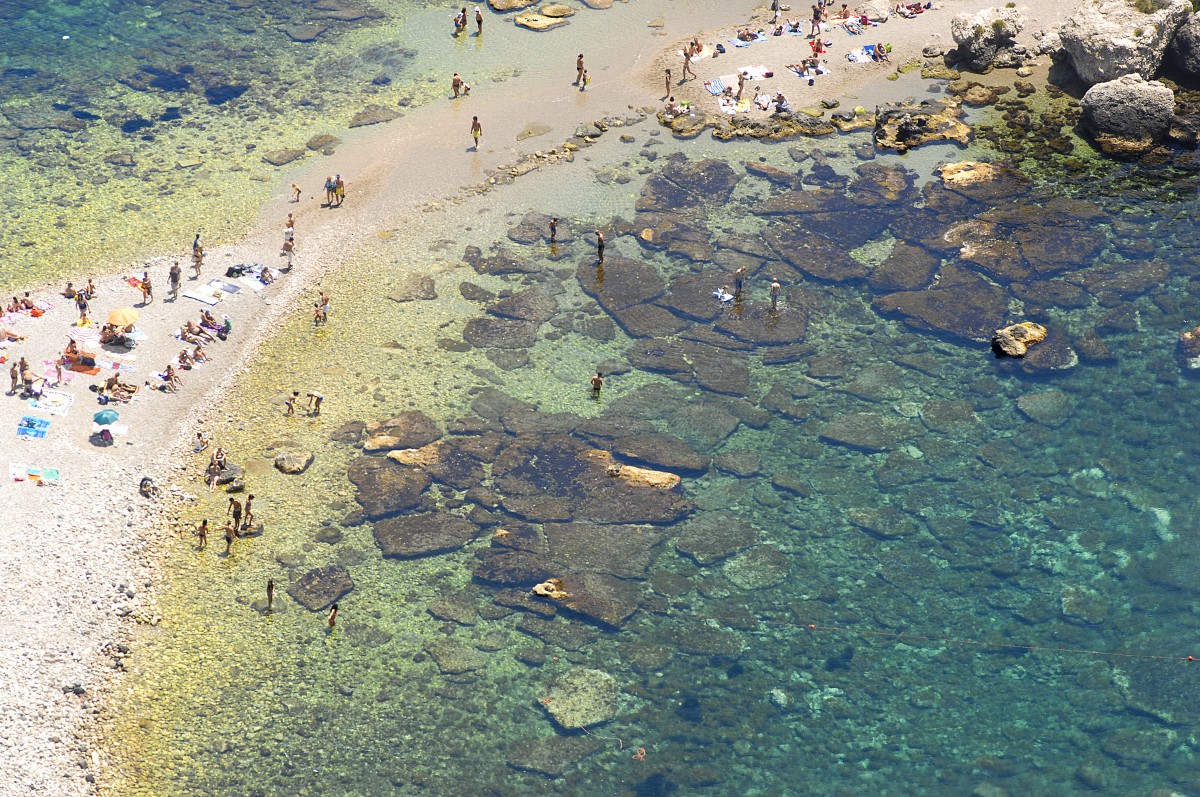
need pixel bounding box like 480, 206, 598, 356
675, 511, 759, 565
274, 450, 313, 474
374, 513, 481, 558
1017, 390, 1073, 428
540, 667, 619, 728
819, 411, 919, 453
425, 638, 487, 674
722, 545, 790, 589
349, 104, 401, 128
874, 266, 1008, 342
288, 565, 353, 611
506, 735, 604, 777
347, 456, 431, 520
1178, 323, 1200, 370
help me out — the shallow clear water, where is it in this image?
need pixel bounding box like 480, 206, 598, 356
23, 2, 1198, 796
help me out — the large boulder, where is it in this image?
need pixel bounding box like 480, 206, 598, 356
1168, 12, 1200, 78
540, 668, 618, 728
1082, 74, 1175, 155
950, 7, 1025, 71
1060, 0, 1192, 86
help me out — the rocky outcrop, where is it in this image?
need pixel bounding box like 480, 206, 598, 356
991, 321, 1047, 358
950, 7, 1026, 71
515, 12, 570, 30
1168, 12, 1200, 79
1082, 74, 1175, 156
288, 566, 353, 611
1059, 0, 1192, 86
874, 99, 971, 153
274, 449, 313, 474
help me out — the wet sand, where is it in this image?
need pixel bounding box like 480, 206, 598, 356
0, 1, 1070, 793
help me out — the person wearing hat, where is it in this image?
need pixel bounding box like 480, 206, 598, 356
475, 6, 483, 34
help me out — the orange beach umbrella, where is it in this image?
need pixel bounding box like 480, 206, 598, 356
107, 307, 139, 327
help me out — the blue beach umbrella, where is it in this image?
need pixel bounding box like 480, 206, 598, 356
93, 409, 120, 426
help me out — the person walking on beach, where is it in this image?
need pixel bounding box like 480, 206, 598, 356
8, 361, 18, 395
334, 174, 345, 206
285, 390, 299, 416
590, 371, 604, 399
810, 3, 822, 37
192, 242, 204, 279
282, 238, 296, 269
664, 68, 672, 97
196, 519, 208, 550
75, 291, 90, 325
140, 270, 153, 304
475, 6, 483, 34
324, 176, 337, 207
291, 183, 301, 203
242, 494, 255, 531
683, 49, 697, 81
549, 217, 558, 243
575, 54, 585, 85
286, 212, 296, 233
470, 116, 482, 150
770, 277, 781, 311
168, 261, 181, 300
594, 230, 605, 263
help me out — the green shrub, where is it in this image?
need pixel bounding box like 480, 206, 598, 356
1133, 26, 1144, 36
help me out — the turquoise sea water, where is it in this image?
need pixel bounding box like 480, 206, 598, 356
11, 2, 1200, 796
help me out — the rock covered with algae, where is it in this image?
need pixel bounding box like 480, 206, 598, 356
540, 667, 618, 728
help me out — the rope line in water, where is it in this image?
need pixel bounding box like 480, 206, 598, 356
665, 611, 1195, 664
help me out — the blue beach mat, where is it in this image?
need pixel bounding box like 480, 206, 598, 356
704, 78, 726, 95
17, 416, 50, 440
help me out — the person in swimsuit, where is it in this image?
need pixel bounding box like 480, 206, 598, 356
590, 372, 604, 399
575, 54, 585, 85
470, 116, 481, 149
168, 261, 181, 300
196, 519, 208, 550
228, 497, 243, 531
242, 494, 255, 531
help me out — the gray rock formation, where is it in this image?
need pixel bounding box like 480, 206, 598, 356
855, 0, 891, 22
950, 7, 1025, 71
1060, 0, 1192, 86
1168, 12, 1200, 78
1082, 73, 1175, 155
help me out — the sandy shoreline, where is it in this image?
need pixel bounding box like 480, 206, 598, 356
0, 1, 1070, 793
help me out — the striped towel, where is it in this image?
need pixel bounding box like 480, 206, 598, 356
704, 78, 726, 96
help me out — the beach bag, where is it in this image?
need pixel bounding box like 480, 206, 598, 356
31, 308, 43, 317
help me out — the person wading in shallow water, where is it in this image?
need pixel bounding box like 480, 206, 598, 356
327, 603, 339, 629
470, 116, 482, 150
266, 579, 274, 612
595, 230, 605, 264
591, 371, 604, 399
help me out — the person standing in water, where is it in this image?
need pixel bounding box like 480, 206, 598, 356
242, 494, 255, 531
327, 603, 339, 629
222, 521, 236, 555
575, 54, 585, 85
475, 6, 483, 33
196, 519, 208, 550
266, 579, 274, 612
549, 217, 558, 243
594, 230, 605, 264
770, 277, 781, 311
470, 116, 482, 150
291, 183, 301, 203
590, 372, 604, 399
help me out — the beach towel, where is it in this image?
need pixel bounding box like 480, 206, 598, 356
33, 300, 52, 313
729, 37, 754, 48
182, 289, 221, 306
17, 416, 50, 440
30, 389, 73, 417
789, 65, 832, 78
206, 279, 241, 294
713, 289, 735, 303
9, 463, 25, 481
24, 467, 58, 484
127, 330, 148, 341
717, 97, 738, 115
738, 65, 773, 81
703, 78, 726, 96
236, 276, 266, 292
69, 363, 101, 376
125, 276, 142, 289
848, 46, 873, 62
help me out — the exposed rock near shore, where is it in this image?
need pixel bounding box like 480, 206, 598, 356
1082, 74, 1175, 156
950, 7, 1026, 71
874, 99, 971, 153
1059, 0, 1192, 85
